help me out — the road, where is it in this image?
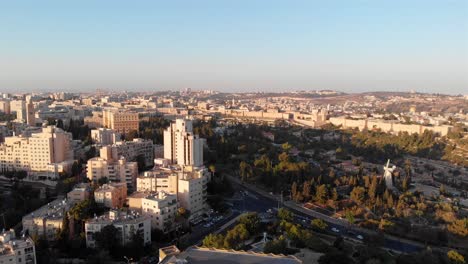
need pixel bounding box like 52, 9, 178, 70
227, 175, 424, 253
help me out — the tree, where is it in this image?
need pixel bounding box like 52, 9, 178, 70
264, 236, 288, 254
282, 142, 292, 152
239, 212, 261, 235
208, 164, 217, 176
404, 159, 412, 179
239, 161, 253, 182
302, 181, 311, 201
202, 233, 225, 248
311, 219, 328, 230
350, 187, 366, 205
291, 181, 298, 201
136, 154, 146, 172
318, 249, 352, 264
177, 207, 190, 219
331, 188, 338, 201
448, 250, 465, 264
278, 208, 293, 222
447, 218, 468, 237
224, 224, 250, 249
124, 130, 139, 141
439, 184, 447, 196
315, 184, 328, 204
95, 225, 119, 251
345, 211, 355, 225
98, 177, 109, 186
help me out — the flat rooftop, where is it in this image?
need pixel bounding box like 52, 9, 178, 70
22, 197, 71, 221
174, 247, 302, 264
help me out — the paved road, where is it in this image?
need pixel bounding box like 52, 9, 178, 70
227, 175, 424, 253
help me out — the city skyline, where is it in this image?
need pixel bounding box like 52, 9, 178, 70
1, 0, 467, 94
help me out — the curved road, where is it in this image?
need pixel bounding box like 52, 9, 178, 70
227, 175, 424, 253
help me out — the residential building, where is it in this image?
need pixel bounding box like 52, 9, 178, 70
0, 100, 10, 114
84, 210, 151, 248
0, 229, 36, 264
137, 169, 177, 193
25, 96, 35, 126
0, 126, 74, 175
112, 138, 154, 167
10, 100, 26, 122
163, 118, 204, 167
140, 166, 210, 220
128, 191, 177, 232
91, 128, 121, 145
22, 198, 71, 241
84, 111, 103, 128
102, 109, 139, 134
94, 182, 127, 208
86, 146, 138, 190
67, 183, 93, 204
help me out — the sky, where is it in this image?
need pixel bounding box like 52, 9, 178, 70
0, 0, 467, 94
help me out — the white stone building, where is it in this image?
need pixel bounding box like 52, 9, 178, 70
90, 128, 121, 145
163, 118, 204, 167
22, 198, 71, 241
0, 126, 74, 175
128, 191, 178, 232
0, 230, 36, 264
86, 146, 138, 191
84, 210, 151, 248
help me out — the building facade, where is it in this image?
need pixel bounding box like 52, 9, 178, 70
0, 230, 36, 264
0, 126, 74, 175
94, 182, 127, 208
163, 118, 203, 167
84, 210, 151, 248
128, 191, 177, 232
91, 128, 121, 145
102, 109, 139, 134
22, 198, 71, 241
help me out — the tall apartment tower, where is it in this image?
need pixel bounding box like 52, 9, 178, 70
10, 100, 26, 122
25, 95, 35, 126
163, 118, 203, 167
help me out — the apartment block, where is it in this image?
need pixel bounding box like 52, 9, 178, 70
85, 210, 151, 248
22, 198, 72, 241
84, 111, 103, 128
0, 126, 74, 175
163, 118, 203, 167
67, 183, 93, 204
86, 146, 138, 190
102, 109, 139, 134
128, 191, 177, 232
94, 182, 127, 208
0, 230, 36, 264
0, 100, 10, 114
139, 166, 210, 220
90, 128, 121, 145
112, 138, 154, 167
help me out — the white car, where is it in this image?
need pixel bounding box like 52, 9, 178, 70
331, 227, 340, 233
356, 235, 364, 240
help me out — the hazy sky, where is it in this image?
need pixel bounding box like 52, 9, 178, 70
1, 0, 467, 94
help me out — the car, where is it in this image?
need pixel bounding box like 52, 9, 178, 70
356, 235, 364, 240
331, 227, 340, 233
